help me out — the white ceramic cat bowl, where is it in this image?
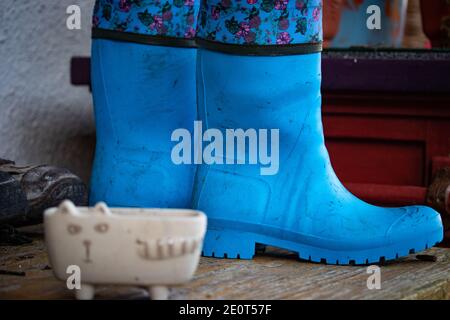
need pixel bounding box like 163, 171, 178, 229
44, 200, 206, 300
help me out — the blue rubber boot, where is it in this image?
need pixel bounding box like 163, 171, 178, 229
194, 0, 443, 264
90, 0, 199, 207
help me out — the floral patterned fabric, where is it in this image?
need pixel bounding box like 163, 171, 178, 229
196, 0, 323, 45
93, 0, 200, 39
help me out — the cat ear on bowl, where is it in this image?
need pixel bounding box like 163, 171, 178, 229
59, 200, 79, 215
94, 202, 112, 216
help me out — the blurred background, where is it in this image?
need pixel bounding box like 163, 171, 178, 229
324, 0, 449, 49
0, 1, 95, 182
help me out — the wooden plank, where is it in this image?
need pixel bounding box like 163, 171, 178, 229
1, 232, 449, 300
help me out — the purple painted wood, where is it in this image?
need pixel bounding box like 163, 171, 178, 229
71, 50, 450, 93
321, 51, 450, 93
71, 57, 91, 88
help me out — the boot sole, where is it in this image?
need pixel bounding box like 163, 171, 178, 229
202, 225, 444, 265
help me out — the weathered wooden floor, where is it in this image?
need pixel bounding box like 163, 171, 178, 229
1, 226, 449, 300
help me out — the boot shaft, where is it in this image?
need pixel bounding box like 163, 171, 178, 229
91, 40, 197, 151
197, 49, 323, 151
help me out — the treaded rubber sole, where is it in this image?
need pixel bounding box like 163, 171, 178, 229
202, 227, 443, 265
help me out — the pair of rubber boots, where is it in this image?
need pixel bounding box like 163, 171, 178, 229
90, 0, 443, 265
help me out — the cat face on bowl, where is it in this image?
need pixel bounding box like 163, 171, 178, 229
46, 202, 125, 269
44, 201, 206, 285
65, 215, 110, 264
